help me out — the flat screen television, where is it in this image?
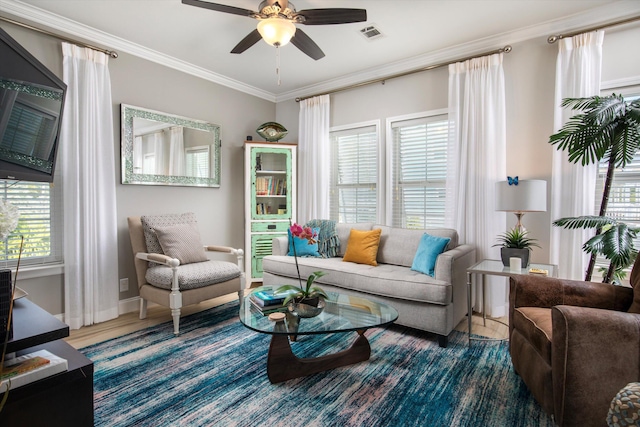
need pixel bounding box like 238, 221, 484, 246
0, 26, 66, 183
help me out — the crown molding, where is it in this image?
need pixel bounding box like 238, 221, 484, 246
276, 1, 640, 102
0, 0, 277, 102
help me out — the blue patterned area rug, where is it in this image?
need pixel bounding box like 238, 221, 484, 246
81, 302, 554, 427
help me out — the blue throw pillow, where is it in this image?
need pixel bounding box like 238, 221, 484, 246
411, 233, 451, 277
287, 227, 321, 257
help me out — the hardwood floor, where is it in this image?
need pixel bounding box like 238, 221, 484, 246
65, 294, 509, 349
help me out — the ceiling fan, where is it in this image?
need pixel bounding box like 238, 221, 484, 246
182, 0, 367, 60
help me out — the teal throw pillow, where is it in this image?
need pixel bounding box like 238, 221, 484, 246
287, 227, 321, 257
411, 233, 451, 277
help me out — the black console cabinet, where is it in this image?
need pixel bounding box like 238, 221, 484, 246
0, 299, 93, 427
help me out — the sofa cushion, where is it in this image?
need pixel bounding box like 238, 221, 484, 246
154, 223, 208, 265
146, 260, 241, 290
336, 223, 374, 256
343, 228, 382, 266
287, 227, 321, 257
375, 226, 458, 267
513, 306, 553, 363
411, 233, 451, 277
262, 255, 452, 305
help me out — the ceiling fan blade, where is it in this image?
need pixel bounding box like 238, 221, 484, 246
231, 29, 262, 54
290, 29, 325, 60
296, 8, 367, 25
181, 0, 255, 17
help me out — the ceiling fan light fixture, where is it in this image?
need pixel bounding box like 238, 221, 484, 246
257, 18, 296, 47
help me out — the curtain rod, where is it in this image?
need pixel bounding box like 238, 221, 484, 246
547, 15, 640, 44
295, 45, 512, 102
0, 15, 118, 58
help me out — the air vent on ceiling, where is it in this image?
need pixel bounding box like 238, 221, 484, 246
359, 24, 384, 41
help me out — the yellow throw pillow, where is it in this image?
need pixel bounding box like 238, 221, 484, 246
342, 228, 382, 266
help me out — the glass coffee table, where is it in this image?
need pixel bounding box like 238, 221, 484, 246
239, 291, 398, 383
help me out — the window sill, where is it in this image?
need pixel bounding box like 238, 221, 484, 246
12, 264, 64, 280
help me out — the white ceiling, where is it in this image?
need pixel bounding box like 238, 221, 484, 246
1, 0, 639, 101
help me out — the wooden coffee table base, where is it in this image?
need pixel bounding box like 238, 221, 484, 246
266, 330, 371, 384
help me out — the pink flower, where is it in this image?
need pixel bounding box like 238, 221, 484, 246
290, 223, 317, 244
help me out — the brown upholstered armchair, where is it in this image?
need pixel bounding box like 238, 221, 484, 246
509, 262, 640, 427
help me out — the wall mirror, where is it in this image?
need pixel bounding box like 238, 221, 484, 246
121, 104, 220, 187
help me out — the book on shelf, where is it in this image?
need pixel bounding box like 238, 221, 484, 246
1, 349, 68, 390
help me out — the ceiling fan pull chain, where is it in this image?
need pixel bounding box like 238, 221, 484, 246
276, 45, 282, 86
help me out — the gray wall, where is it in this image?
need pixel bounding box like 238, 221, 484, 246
1, 22, 275, 315
3, 20, 639, 314
276, 24, 640, 266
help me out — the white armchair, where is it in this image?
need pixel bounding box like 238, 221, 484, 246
127, 213, 245, 334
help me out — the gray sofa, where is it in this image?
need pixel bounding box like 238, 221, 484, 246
262, 223, 476, 347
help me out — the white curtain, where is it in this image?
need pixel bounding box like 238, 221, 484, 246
168, 126, 185, 176
298, 94, 330, 224
133, 136, 143, 174
61, 43, 119, 329
152, 132, 165, 175
550, 31, 604, 280
446, 53, 507, 317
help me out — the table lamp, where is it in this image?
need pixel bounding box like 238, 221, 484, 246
495, 178, 547, 231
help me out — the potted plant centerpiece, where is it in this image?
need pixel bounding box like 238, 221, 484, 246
276, 223, 328, 317
494, 227, 540, 267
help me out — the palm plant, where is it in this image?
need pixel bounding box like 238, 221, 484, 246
550, 94, 640, 281
553, 216, 639, 284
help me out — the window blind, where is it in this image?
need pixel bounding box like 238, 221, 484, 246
329, 125, 378, 223
0, 180, 63, 267
390, 114, 448, 229
185, 146, 210, 178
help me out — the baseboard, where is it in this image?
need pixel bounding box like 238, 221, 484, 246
52, 297, 158, 324
119, 296, 159, 315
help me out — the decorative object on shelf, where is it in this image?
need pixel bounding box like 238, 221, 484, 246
256, 122, 288, 142
549, 94, 640, 282
493, 228, 540, 267
495, 179, 547, 232
276, 222, 327, 317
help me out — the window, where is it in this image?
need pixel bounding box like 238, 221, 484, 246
185, 146, 210, 178
389, 112, 449, 229
594, 90, 640, 277
0, 180, 63, 268
329, 123, 378, 223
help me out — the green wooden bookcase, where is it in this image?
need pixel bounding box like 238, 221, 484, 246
244, 142, 297, 284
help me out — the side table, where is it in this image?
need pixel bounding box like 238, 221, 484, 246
466, 259, 557, 345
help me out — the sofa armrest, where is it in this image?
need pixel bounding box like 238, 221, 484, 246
434, 244, 476, 284
510, 275, 633, 312
271, 236, 289, 256
551, 305, 640, 426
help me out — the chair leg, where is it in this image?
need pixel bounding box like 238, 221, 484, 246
139, 298, 148, 319
171, 308, 180, 335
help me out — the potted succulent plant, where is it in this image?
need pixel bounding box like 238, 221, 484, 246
276, 222, 328, 317
494, 228, 541, 267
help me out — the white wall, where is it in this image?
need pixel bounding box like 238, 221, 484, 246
1, 22, 275, 315
276, 23, 640, 268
